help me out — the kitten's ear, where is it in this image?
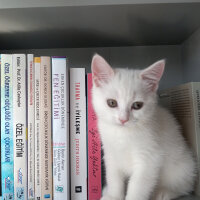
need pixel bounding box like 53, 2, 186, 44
140, 60, 165, 92
91, 54, 114, 87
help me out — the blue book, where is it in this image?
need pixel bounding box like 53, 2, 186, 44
1, 54, 14, 200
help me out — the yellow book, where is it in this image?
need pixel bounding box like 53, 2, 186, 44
34, 57, 42, 200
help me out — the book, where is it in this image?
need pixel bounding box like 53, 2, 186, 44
34, 57, 41, 200
13, 54, 27, 200
40, 56, 52, 200
159, 82, 200, 195
0, 55, 1, 199
27, 54, 35, 200
87, 73, 102, 200
1, 54, 14, 200
52, 56, 70, 200
70, 68, 87, 200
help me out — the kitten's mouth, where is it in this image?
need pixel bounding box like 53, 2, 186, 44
117, 119, 138, 126
118, 121, 129, 126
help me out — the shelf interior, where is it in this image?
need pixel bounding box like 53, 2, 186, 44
1, 2, 200, 49
0, 2, 200, 200
0, 1, 200, 86
1, 24, 200, 88
1, 0, 200, 9
177, 195, 200, 200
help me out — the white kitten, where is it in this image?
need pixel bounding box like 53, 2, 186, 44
91, 54, 196, 200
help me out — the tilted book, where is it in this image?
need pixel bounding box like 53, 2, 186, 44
27, 54, 35, 200
70, 68, 87, 200
87, 73, 102, 200
159, 82, 200, 195
40, 56, 52, 200
52, 57, 70, 200
34, 57, 41, 200
13, 54, 27, 200
1, 54, 14, 200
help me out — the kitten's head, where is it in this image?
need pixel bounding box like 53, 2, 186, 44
91, 54, 165, 127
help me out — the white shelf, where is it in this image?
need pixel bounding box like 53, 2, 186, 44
0, 1, 200, 200
0, 0, 200, 9
178, 195, 200, 200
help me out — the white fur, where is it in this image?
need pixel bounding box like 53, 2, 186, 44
92, 66, 196, 200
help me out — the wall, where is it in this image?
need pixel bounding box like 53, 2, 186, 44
182, 27, 200, 83
1, 45, 182, 89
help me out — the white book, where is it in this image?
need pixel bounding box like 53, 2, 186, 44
70, 68, 87, 200
13, 54, 27, 200
52, 57, 70, 200
40, 56, 52, 200
159, 82, 200, 195
34, 57, 41, 200
27, 54, 35, 200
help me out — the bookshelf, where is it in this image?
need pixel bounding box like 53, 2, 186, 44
177, 196, 200, 200
0, 1, 200, 200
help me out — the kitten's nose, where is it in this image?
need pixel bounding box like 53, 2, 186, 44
119, 118, 129, 125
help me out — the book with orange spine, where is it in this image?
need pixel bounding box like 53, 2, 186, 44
34, 57, 41, 200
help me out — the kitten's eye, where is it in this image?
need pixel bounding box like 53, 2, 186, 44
131, 102, 143, 110
107, 99, 118, 108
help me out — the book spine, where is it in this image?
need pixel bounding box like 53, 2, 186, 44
40, 57, 52, 200
87, 73, 102, 200
34, 57, 41, 200
192, 83, 200, 195
27, 54, 35, 200
70, 68, 87, 200
1, 54, 14, 200
52, 57, 69, 200
0, 54, 1, 199
13, 54, 27, 200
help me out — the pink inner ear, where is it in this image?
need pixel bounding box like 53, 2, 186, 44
91, 54, 114, 87
141, 60, 165, 92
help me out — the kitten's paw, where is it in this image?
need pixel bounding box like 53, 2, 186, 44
153, 192, 169, 200
152, 189, 178, 200
101, 195, 123, 200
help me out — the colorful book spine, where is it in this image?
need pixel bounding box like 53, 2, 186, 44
40, 56, 52, 200
27, 54, 35, 200
52, 57, 70, 200
1, 54, 14, 200
13, 54, 27, 200
70, 68, 87, 200
0, 55, 1, 199
34, 57, 41, 200
87, 73, 102, 200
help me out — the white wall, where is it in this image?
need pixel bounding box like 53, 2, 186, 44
1, 45, 182, 90
182, 28, 200, 83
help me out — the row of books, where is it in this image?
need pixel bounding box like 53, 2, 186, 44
1, 53, 199, 200
1, 54, 101, 200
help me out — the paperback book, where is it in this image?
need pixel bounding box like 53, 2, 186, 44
87, 73, 102, 200
40, 56, 52, 200
1, 54, 14, 200
52, 56, 70, 200
70, 68, 87, 200
13, 54, 27, 200
27, 54, 35, 200
34, 57, 41, 200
